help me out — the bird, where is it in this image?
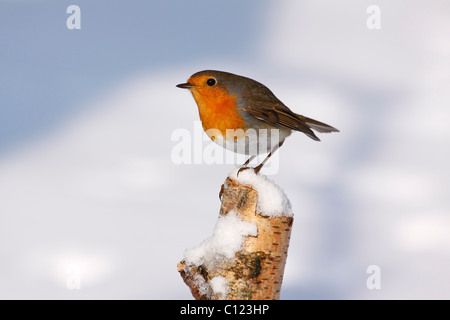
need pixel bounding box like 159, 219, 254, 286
177, 70, 339, 174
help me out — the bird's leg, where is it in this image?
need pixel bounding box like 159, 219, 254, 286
237, 155, 256, 176
253, 139, 285, 174
242, 155, 256, 167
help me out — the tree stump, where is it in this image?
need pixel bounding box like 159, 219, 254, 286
178, 171, 293, 300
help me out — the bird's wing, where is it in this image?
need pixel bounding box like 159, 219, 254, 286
244, 102, 321, 141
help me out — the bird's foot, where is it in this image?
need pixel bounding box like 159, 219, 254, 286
237, 166, 251, 177
253, 163, 263, 175
237, 166, 261, 177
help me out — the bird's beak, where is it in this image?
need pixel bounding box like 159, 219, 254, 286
176, 82, 196, 89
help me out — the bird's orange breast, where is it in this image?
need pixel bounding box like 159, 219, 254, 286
191, 87, 247, 136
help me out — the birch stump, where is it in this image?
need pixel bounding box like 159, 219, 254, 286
178, 172, 293, 300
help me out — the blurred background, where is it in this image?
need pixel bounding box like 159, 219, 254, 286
1, 0, 449, 299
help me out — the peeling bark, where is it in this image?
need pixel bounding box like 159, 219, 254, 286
178, 177, 293, 300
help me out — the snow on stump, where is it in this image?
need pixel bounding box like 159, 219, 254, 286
177, 168, 294, 300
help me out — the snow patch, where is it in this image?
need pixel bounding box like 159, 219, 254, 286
192, 274, 211, 297
184, 211, 257, 270
209, 276, 230, 300
229, 168, 293, 217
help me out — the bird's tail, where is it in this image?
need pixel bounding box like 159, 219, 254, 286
297, 115, 340, 133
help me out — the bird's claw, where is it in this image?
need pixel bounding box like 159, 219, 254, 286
237, 166, 250, 177
219, 183, 224, 201
237, 166, 261, 177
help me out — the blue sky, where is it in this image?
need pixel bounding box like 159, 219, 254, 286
0, 0, 265, 153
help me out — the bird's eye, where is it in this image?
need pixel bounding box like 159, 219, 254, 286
206, 78, 216, 86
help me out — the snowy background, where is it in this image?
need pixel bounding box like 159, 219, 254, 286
1, 0, 449, 299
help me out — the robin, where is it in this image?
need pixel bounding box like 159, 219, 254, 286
177, 70, 339, 174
